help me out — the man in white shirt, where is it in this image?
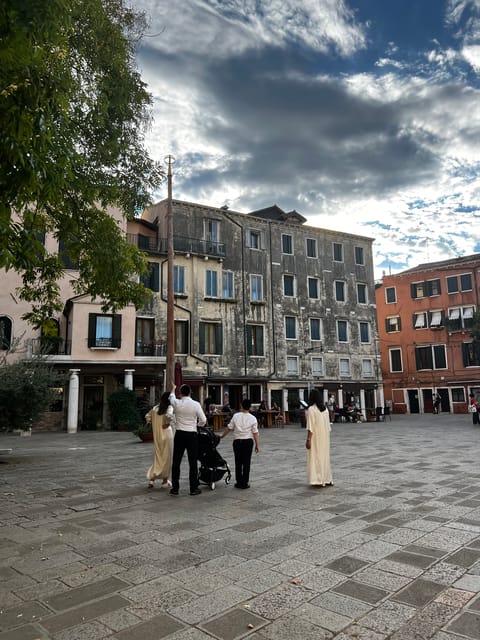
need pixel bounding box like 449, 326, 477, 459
169, 384, 207, 495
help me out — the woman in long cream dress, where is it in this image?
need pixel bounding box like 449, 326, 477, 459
305, 389, 333, 487
145, 392, 174, 488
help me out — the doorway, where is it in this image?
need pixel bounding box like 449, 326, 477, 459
83, 386, 104, 430
422, 389, 434, 413
408, 389, 420, 414
437, 388, 450, 413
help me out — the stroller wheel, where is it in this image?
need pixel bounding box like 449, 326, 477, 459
210, 482, 216, 490
225, 473, 231, 485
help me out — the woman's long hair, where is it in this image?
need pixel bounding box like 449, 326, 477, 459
307, 389, 326, 411
157, 391, 171, 415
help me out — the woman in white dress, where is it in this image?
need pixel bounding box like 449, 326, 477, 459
145, 392, 174, 488
305, 389, 333, 487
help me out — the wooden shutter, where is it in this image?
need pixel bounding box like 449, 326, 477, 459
88, 314, 96, 347
112, 315, 122, 348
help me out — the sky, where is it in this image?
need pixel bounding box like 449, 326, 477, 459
133, 0, 480, 277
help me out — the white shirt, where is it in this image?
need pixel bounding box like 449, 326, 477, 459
227, 411, 258, 440
169, 393, 206, 432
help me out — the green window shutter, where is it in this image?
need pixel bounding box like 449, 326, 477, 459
112, 315, 122, 348
88, 314, 96, 347
199, 322, 205, 354
151, 263, 159, 292
246, 326, 252, 355
217, 324, 223, 355
258, 327, 264, 355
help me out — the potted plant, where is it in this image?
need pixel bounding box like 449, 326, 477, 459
107, 388, 142, 431
133, 422, 153, 442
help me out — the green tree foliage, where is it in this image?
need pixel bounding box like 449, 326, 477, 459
0, 357, 65, 431
0, 0, 163, 327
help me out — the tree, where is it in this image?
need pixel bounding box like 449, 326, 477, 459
0, 357, 65, 431
0, 0, 163, 328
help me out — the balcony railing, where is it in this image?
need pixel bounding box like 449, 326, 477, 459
135, 341, 167, 357
31, 337, 71, 355
127, 234, 226, 259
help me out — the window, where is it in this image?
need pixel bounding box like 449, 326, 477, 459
222, 271, 234, 298
283, 274, 296, 297
0, 316, 12, 350
452, 387, 466, 402
448, 306, 475, 330
355, 246, 365, 265
205, 270, 218, 297
308, 277, 319, 299
247, 229, 264, 249
413, 311, 427, 329
286, 356, 299, 375
386, 316, 401, 332
426, 279, 441, 296
88, 314, 121, 348
462, 342, 480, 367
362, 359, 373, 377
174, 265, 185, 294
447, 273, 473, 293
175, 320, 189, 354
199, 322, 222, 354
247, 325, 264, 356
311, 357, 323, 376
285, 316, 297, 339
250, 274, 263, 302
333, 242, 343, 262
411, 282, 425, 299
205, 219, 219, 243
386, 287, 396, 303
135, 317, 154, 355
58, 238, 79, 269
415, 345, 447, 370
282, 234, 293, 254
429, 310, 443, 328
310, 318, 322, 341
140, 262, 159, 292
339, 358, 351, 376
359, 321, 370, 343
357, 283, 367, 304
335, 281, 346, 302
306, 238, 317, 258
389, 348, 403, 372
337, 320, 348, 342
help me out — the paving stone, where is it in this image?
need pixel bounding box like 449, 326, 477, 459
332, 580, 390, 605
199, 607, 267, 639
445, 548, 480, 568
404, 544, 446, 558
447, 610, 480, 639
310, 591, 373, 619
0, 624, 49, 639
391, 578, 446, 607
361, 524, 394, 536
52, 619, 112, 640
355, 567, 411, 592
0, 601, 50, 632
246, 583, 313, 620
435, 587, 476, 608
112, 613, 184, 640
454, 574, 480, 592
324, 555, 370, 576
253, 612, 333, 640
385, 550, 436, 569
358, 600, 416, 635
39, 595, 130, 634
43, 576, 129, 611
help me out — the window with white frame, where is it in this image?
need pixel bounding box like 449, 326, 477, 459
355, 246, 365, 265
205, 219, 219, 244
174, 265, 185, 294
246, 324, 264, 356
88, 314, 121, 348
250, 274, 263, 302
339, 357, 351, 376
451, 387, 466, 402
306, 238, 317, 258
359, 321, 370, 343
411, 281, 425, 299
175, 320, 189, 354
199, 322, 223, 354
310, 318, 322, 341
447, 273, 472, 293
246, 229, 264, 249
357, 283, 367, 304
333, 242, 343, 262
335, 280, 346, 302
448, 306, 475, 330
415, 344, 447, 370
429, 310, 443, 328
386, 316, 401, 332
222, 270, 234, 298
413, 311, 427, 329
285, 316, 297, 339
308, 277, 319, 299
283, 274, 296, 297
389, 347, 403, 372
362, 359, 374, 377
282, 234, 293, 254
311, 357, 324, 376
337, 320, 348, 342
462, 342, 480, 367
286, 356, 299, 375
386, 286, 397, 303
205, 270, 218, 297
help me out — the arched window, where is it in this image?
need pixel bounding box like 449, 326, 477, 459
0, 316, 12, 350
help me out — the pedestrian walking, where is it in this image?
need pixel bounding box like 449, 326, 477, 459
145, 392, 174, 489
305, 388, 333, 487
469, 393, 479, 425
433, 391, 441, 414
168, 384, 207, 496
220, 398, 259, 489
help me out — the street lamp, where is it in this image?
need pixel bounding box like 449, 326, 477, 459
165, 155, 175, 390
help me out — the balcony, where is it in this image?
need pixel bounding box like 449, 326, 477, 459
127, 234, 226, 259
31, 337, 71, 355
135, 341, 167, 357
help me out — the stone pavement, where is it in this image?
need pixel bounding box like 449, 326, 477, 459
2, 413, 480, 640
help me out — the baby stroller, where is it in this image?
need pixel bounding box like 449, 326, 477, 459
197, 425, 231, 490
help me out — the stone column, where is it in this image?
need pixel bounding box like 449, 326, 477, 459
124, 369, 135, 391
360, 389, 366, 421
337, 386, 344, 409
67, 369, 81, 434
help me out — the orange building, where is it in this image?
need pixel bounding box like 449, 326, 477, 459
375, 254, 480, 414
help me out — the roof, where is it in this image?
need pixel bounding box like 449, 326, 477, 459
248, 205, 307, 224
398, 252, 480, 275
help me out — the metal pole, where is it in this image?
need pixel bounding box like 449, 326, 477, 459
165, 155, 176, 390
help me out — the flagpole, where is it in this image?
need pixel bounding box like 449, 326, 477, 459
165, 155, 175, 390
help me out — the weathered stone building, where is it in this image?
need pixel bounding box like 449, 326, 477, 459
133, 199, 383, 417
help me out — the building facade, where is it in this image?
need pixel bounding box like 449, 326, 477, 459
1, 199, 383, 430
375, 254, 480, 414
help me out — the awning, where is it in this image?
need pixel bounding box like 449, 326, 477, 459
463, 307, 474, 319
449, 308, 460, 320
430, 311, 442, 327
415, 314, 425, 328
